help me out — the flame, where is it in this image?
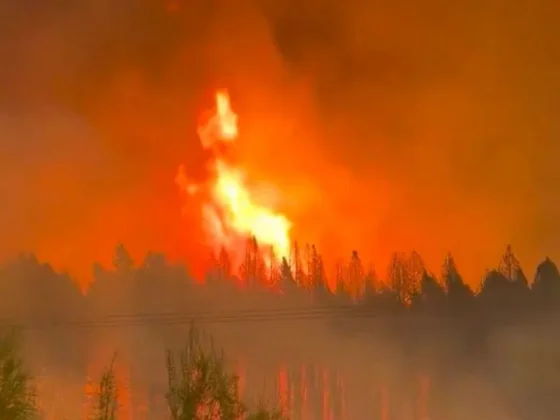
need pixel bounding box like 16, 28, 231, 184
176, 90, 291, 264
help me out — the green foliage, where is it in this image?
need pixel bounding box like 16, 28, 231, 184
90, 354, 119, 420
0, 330, 37, 420
166, 325, 286, 420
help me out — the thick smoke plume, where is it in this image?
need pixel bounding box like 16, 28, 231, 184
1, 0, 559, 285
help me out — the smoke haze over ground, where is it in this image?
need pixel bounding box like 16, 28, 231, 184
2, 0, 560, 285
2, 248, 560, 419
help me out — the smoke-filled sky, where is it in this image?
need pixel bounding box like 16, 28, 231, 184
1, 0, 559, 286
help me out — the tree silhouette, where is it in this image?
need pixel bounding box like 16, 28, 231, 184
334, 259, 346, 295
239, 236, 266, 288
441, 253, 473, 312
308, 247, 330, 300
91, 355, 119, 420
477, 245, 530, 311
89, 244, 137, 320
265, 247, 280, 289
346, 250, 365, 298
278, 257, 298, 295
498, 244, 529, 290
479, 269, 527, 312
412, 271, 446, 313
306, 245, 325, 290
388, 252, 414, 306
532, 257, 560, 307
407, 251, 425, 292
362, 263, 379, 303
217, 246, 232, 283
0, 331, 36, 420
479, 269, 508, 296
142, 251, 167, 272
112, 243, 134, 274
134, 251, 191, 317
291, 242, 305, 288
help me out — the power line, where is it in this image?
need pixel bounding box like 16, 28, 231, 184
0, 303, 384, 331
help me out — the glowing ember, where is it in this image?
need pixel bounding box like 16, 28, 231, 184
176, 90, 291, 263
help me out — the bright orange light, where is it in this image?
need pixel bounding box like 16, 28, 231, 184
176, 90, 291, 264
215, 90, 238, 140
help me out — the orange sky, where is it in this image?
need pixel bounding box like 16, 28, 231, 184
1, 0, 559, 288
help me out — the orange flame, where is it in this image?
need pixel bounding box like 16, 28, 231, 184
176, 90, 291, 264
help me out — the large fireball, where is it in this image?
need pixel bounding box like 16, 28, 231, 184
176, 90, 291, 264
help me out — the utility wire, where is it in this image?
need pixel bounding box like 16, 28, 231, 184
0, 303, 384, 331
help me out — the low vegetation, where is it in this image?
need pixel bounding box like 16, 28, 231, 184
0, 331, 37, 420
90, 355, 118, 420
0, 327, 284, 420
165, 326, 284, 420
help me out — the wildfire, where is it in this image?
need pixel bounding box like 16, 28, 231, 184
176, 90, 292, 264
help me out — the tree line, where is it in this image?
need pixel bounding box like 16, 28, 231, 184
2, 239, 560, 321
208, 238, 560, 316
2, 239, 560, 419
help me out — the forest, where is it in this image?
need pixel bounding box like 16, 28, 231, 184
0, 239, 559, 419
2, 0, 559, 418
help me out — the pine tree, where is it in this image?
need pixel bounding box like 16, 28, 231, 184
498, 244, 528, 289
415, 271, 446, 312
533, 257, 560, 306
441, 253, 473, 311
346, 250, 365, 298
363, 263, 379, 302
308, 245, 322, 288
388, 252, 412, 306
278, 257, 298, 295
335, 260, 346, 296
112, 243, 134, 274
271, 247, 280, 288
292, 242, 305, 288
407, 251, 425, 294
239, 236, 266, 287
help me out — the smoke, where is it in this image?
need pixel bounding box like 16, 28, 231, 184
1, 0, 560, 285
2, 4, 560, 418
3, 253, 559, 419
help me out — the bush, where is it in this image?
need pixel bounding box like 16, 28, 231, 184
90, 355, 119, 420
166, 325, 285, 420
0, 330, 37, 420
89, 326, 285, 420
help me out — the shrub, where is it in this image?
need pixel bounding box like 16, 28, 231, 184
166, 325, 285, 420
0, 330, 37, 420
90, 355, 118, 420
